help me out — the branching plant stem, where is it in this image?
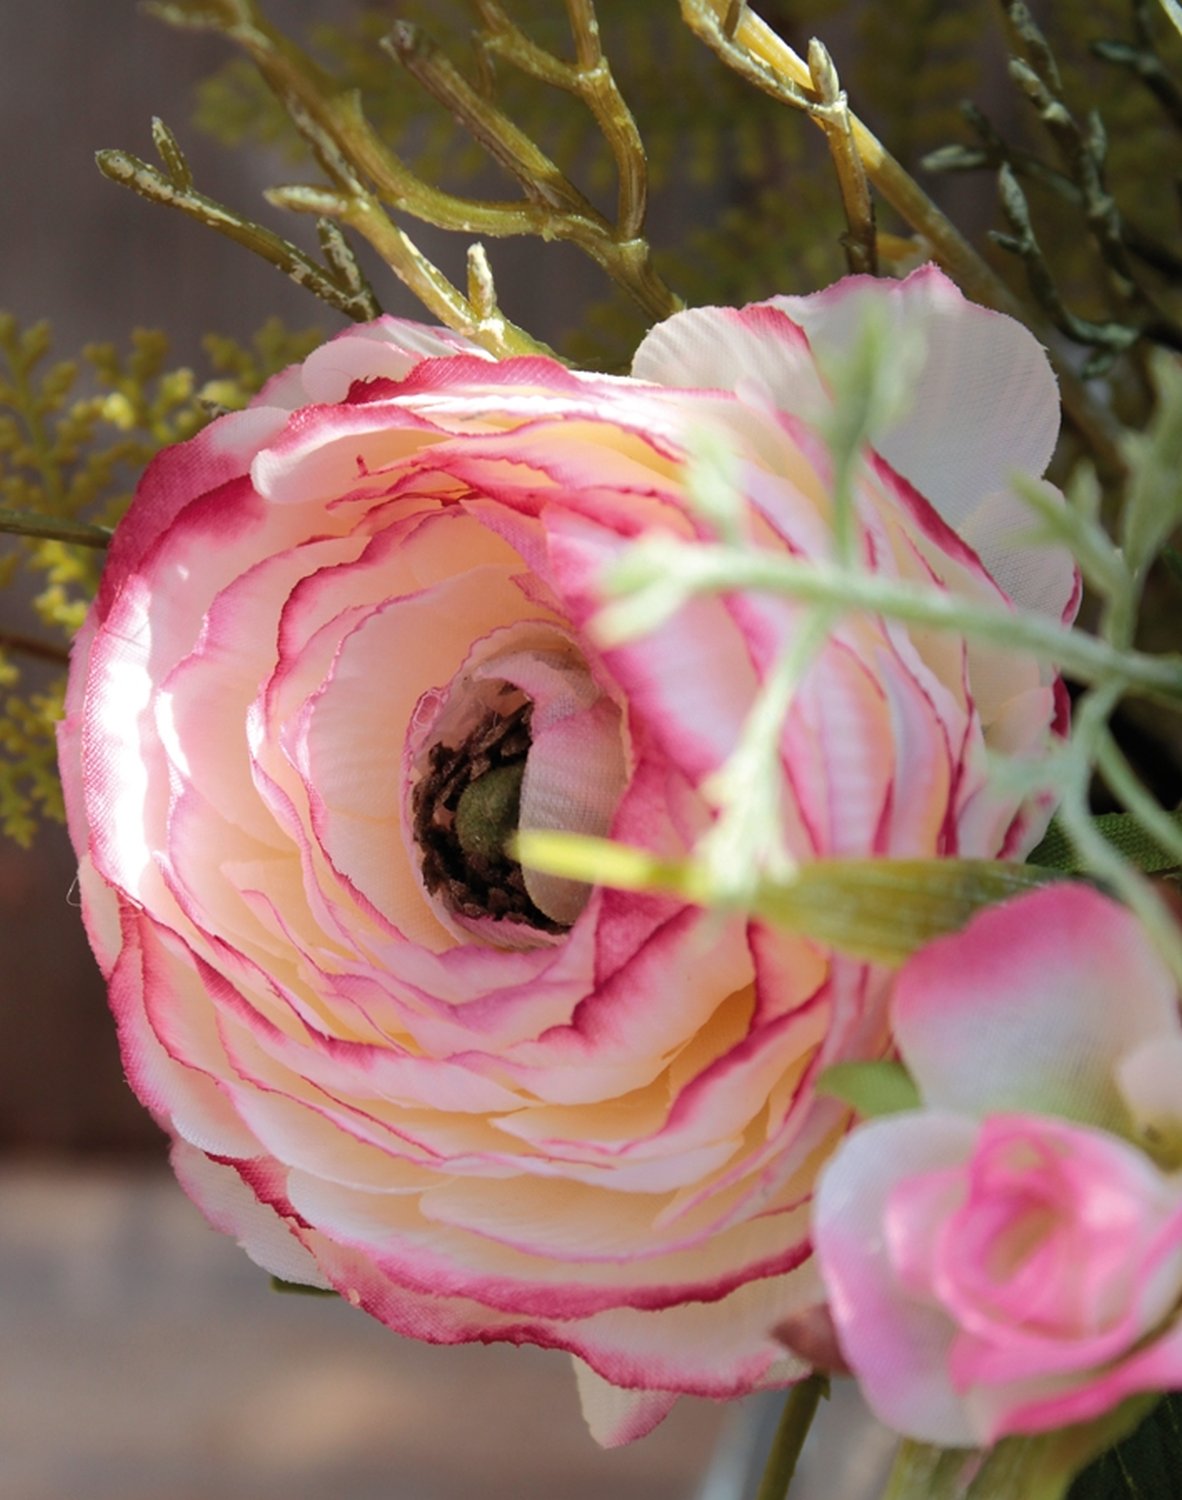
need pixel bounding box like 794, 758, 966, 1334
97, 141, 381, 324
144, 0, 679, 337
806, 39, 877, 275
599, 540, 1182, 705
681, 0, 1125, 481
473, 1, 649, 240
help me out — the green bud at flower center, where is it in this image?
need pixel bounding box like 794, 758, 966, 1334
412, 699, 567, 935
454, 761, 525, 863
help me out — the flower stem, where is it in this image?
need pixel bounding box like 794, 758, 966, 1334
96, 145, 381, 323
0, 509, 112, 548
599, 542, 1182, 704
754, 1375, 828, 1500
682, 0, 1124, 481
148, 0, 681, 327
0, 630, 71, 667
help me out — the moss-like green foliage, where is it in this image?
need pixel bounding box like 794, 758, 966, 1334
0, 315, 323, 844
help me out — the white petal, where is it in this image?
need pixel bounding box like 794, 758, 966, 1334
171, 1140, 333, 1289
572, 1359, 679, 1447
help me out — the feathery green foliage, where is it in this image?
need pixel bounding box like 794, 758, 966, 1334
0, 315, 323, 843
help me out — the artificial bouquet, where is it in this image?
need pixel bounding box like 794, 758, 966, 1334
4, 2, 1182, 1496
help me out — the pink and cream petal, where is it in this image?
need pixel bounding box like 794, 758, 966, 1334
814, 1112, 981, 1445
892, 885, 1180, 1132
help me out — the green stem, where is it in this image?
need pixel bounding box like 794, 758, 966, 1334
473, 0, 650, 241
805, 39, 877, 275
0, 509, 113, 548
150, 0, 681, 323
0, 630, 71, 667
700, 605, 837, 895
600, 543, 1182, 703
1096, 732, 1182, 867
1058, 688, 1182, 984
882, 1440, 978, 1500
754, 1376, 828, 1500
329, 194, 556, 359
384, 22, 600, 220
96, 148, 380, 322
561, 0, 649, 238
682, 0, 1124, 482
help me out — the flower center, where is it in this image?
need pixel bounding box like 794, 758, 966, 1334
412, 696, 568, 934
407, 628, 630, 945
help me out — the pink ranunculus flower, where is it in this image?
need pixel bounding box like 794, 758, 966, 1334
58, 267, 1074, 1444
813, 884, 1182, 1446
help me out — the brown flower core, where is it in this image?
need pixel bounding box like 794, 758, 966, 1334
412, 699, 568, 933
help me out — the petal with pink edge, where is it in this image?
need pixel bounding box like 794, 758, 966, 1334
892, 884, 1180, 1133
813, 1112, 981, 1445
573, 1359, 680, 1447
171, 1140, 334, 1289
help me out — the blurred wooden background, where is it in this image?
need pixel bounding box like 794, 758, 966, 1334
0, 10, 731, 1498
0, 6, 993, 1495
0, 0, 616, 1158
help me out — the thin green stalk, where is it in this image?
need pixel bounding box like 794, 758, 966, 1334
383, 23, 598, 219
149, 0, 681, 323
471, 0, 650, 240
0, 630, 71, 667
0, 509, 112, 548
805, 39, 877, 275
1057, 689, 1182, 984
561, 0, 649, 238
599, 542, 1182, 704
268, 186, 554, 359
681, 0, 1124, 480
754, 1376, 828, 1500
96, 147, 381, 322
700, 605, 837, 896
1096, 731, 1182, 867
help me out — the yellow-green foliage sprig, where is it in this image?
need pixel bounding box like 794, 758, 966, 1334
0, 314, 323, 844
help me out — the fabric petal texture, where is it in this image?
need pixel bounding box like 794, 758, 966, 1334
60, 270, 1074, 1438
813, 886, 1182, 1447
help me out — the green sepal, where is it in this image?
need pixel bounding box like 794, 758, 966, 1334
883, 1396, 1163, 1500
514, 834, 1056, 963
816, 1060, 921, 1118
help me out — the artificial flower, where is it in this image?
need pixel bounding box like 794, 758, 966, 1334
813, 884, 1182, 1445
58, 267, 1072, 1442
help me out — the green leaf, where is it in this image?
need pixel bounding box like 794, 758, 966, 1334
1028, 811, 1182, 875
884, 1397, 1163, 1500
815, 1060, 921, 1117
753, 858, 1055, 962
1066, 1394, 1182, 1500
515, 835, 1055, 962
1122, 355, 1182, 583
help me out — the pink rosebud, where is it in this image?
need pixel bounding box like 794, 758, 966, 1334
59, 268, 1073, 1443
814, 885, 1182, 1445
